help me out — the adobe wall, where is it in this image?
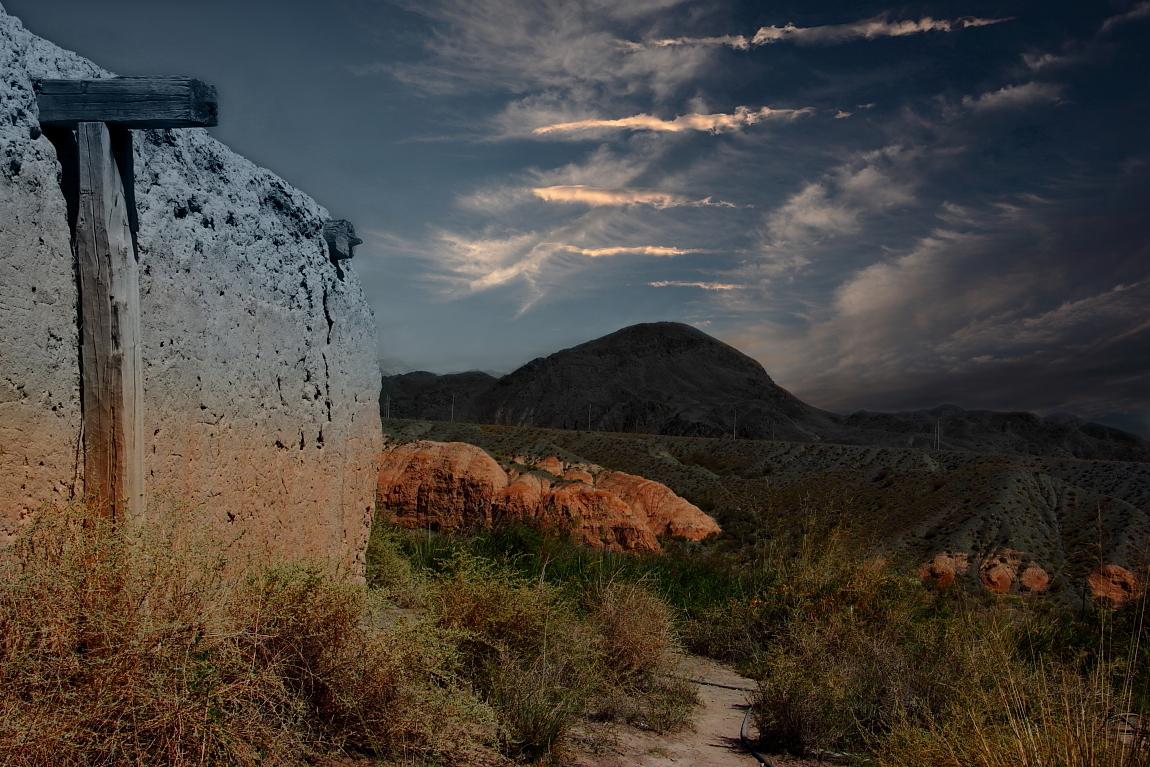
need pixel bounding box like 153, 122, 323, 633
0, 7, 381, 572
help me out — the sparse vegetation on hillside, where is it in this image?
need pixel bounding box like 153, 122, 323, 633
385, 418, 1150, 586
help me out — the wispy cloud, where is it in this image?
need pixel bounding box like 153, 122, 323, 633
649, 280, 741, 290
566, 245, 697, 257
962, 81, 1063, 111
626, 35, 752, 51
532, 185, 737, 209
1101, 1, 1150, 34
387, 0, 711, 105
532, 105, 814, 136
761, 148, 919, 260
753, 15, 1010, 45
628, 15, 1010, 50
1021, 51, 1073, 72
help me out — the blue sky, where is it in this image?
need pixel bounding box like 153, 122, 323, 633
8, 0, 1150, 434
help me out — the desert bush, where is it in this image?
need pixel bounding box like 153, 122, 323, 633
587, 579, 677, 683
745, 520, 992, 755
583, 578, 696, 732
365, 519, 427, 607
879, 644, 1150, 767
427, 551, 603, 759
486, 653, 596, 762
0, 505, 502, 767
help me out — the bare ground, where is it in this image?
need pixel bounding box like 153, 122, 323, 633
569, 656, 769, 767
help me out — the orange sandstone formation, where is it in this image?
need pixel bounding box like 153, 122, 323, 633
918, 552, 970, 588
541, 484, 659, 552
377, 441, 508, 530
377, 442, 719, 552
919, 549, 1050, 595
1019, 565, 1051, 594
1088, 564, 1141, 607
595, 470, 722, 541
563, 467, 596, 484
535, 456, 565, 476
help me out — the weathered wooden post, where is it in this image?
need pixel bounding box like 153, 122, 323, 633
35, 77, 218, 520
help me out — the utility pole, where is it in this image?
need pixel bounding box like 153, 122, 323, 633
587, 403, 592, 432
732, 405, 737, 440
450, 394, 455, 423
935, 419, 941, 451
385, 394, 390, 420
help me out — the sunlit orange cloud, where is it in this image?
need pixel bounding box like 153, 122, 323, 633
751, 16, 1010, 45
648, 280, 741, 290
564, 246, 697, 258
532, 185, 736, 209
532, 106, 813, 136
627, 16, 1010, 50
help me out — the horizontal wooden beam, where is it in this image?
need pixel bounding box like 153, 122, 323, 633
35, 77, 218, 128
324, 219, 362, 261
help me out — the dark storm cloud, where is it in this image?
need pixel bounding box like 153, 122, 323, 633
7, 0, 1149, 433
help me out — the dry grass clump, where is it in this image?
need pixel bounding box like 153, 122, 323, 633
428, 552, 603, 761
879, 621, 1150, 767
397, 545, 696, 761
584, 579, 695, 732
745, 518, 1150, 765
0, 506, 502, 767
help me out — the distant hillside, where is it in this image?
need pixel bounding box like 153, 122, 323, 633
385, 419, 1150, 595
382, 322, 1150, 462
381, 371, 496, 422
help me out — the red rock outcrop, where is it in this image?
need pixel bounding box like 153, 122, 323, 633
595, 470, 721, 541
1019, 565, 1051, 594
503, 472, 552, 518
539, 484, 659, 552
981, 563, 1015, 593
1088, 565, 1141, 607
377, 442, 720, 552
563, 467, 596, 484
918, 552, 970, 589
377, 441, 508, 530
535, 456, 565, 476
919, 550, 1051, 595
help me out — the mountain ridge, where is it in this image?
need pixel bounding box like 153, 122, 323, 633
381, 322, 1150, 462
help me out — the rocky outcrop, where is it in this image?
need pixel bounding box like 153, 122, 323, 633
1019, 565, 1051, 594
918, 552, 970, 589
919, 549, 1051, 595
1088, 565, 1141, 607
0, 8, 381, 570
376, 442, 719, 552
980, 550, 1024, 594
595, 470, 722, 541
377, 441, 508, 530
541, 484, 658, 552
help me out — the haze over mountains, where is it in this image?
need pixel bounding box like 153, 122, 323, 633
382, 322, 1150, 463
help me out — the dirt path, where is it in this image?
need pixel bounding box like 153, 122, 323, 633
571, 655, 762, 767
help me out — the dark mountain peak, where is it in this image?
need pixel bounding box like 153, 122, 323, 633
380, 323, 1150, 461
534, 322, 775, 381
